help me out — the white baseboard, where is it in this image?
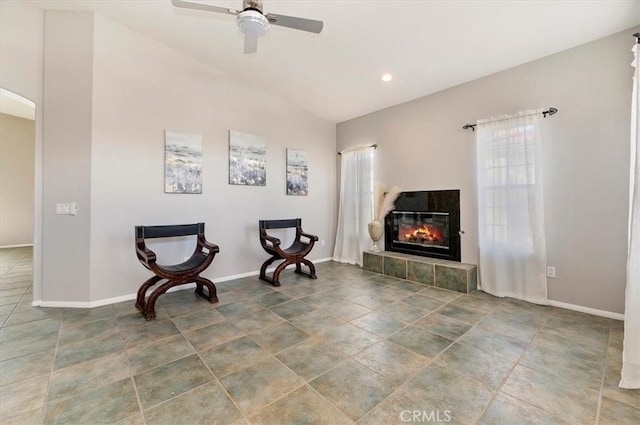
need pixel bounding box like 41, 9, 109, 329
315, 257, 333, 263
35, 257, 335, 309
0, 243, 33, 249
36, 293, 136, 308
37, 300, 93, 308
215, 270, 263, 283
35, 284, 198, 308
548, 299, 624, 321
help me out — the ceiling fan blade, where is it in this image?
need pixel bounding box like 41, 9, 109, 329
244, 34, 258, 54
171, 0, 239, 15
266, 13, 323, 34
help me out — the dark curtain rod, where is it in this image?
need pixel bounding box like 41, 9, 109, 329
462, 107, 558, 131
338, 144, 378, 155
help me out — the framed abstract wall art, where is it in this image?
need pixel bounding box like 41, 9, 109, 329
286, 149, 308, 196
229, 130, 267, 186
164, 130, 202, 194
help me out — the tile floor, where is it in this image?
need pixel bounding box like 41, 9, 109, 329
0, 247, 638, 424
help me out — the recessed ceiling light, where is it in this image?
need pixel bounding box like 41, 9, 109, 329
381, 73, 393, 82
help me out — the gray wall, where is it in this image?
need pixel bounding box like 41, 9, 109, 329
337, 28, 638, 314
42, 11, 94, 302
88, 15, 336, 302
0, 113, 35, 247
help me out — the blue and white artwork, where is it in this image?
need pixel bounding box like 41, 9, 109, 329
164, 131, 202, 194
229, 130, 267, 186
286, 149, 308, 196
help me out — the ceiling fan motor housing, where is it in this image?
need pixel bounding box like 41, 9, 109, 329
236, 10, 269, 37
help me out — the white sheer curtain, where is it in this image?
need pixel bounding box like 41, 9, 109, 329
476, 110, 548, 304
333, 146, 375, 265
621, 39, 640, 389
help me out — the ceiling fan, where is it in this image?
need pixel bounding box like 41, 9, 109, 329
171, 0, 324, 54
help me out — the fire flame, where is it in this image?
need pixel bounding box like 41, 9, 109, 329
403, 225, 444, 243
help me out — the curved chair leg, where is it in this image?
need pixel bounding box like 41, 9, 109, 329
135, 275, 163, 318
260, 256, 279, 280
271, 259, 296, 287
194, 276, 218, 304
141, 279, 178, 321
303, 258, 317, 279
294, 258, 317, 279
259, 256, 281, 286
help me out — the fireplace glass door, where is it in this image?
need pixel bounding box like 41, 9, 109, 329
392, 212, 449, 250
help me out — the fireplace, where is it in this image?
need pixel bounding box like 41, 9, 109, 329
385, 190, 461, 261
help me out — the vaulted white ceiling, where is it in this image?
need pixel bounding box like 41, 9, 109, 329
25, 0, 640, 122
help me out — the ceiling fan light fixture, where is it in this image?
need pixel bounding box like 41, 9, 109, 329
236, 10, 269, 37
172, 0, 323, 54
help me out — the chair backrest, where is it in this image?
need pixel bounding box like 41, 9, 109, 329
259, 219, 301, 231
136, 223, 204, 240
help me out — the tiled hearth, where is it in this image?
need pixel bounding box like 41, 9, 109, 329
363, 251, 477, 294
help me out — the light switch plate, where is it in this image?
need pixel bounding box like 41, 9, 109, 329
56, 203, 70, 215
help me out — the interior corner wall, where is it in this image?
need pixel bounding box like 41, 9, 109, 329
89, 15, 336, 302
337, 27, 638, 314
0, 0, 44, 302
42, 10, 93, 302
0, 113, 35, 247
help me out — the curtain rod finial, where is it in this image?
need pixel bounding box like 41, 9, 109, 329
462, 123, 476, 131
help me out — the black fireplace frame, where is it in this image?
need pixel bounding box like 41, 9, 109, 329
384, 190, 461, 261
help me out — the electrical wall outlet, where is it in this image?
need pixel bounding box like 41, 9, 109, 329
546, 266, 556, 278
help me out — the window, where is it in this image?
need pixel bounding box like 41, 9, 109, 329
481, 124, 537, 248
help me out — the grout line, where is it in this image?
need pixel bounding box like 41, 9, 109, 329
252, 341, 343, 419
0, 255, 46, 424
595, 321, 616, 425
469, 309, 555, 425
40, 299, 62, 425
178, 312, 252, 424
400, 298, 503, 424
121, 321, 148, 425
200, 355, 250, 423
